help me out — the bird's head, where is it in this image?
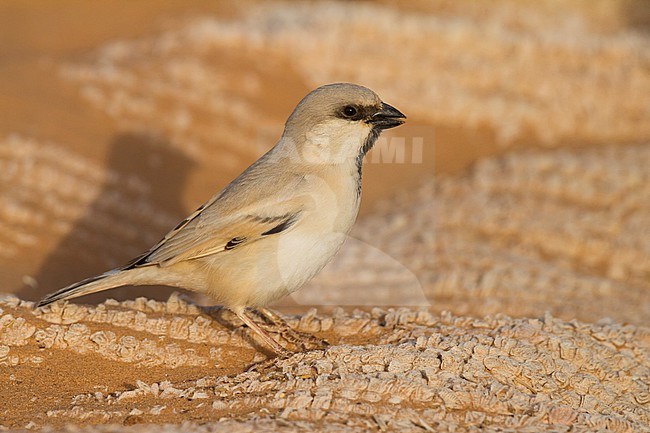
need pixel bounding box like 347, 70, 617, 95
280, 83, 406, 165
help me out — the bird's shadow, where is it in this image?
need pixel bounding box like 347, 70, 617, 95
18, 132, 195, 304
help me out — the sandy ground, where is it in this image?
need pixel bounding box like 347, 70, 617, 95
1, 1, 649, 432
1, 296, 649, 432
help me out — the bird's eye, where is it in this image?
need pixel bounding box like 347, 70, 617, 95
342, 105, 358, 118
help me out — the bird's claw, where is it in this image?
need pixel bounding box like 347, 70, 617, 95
250, 308, 329, 352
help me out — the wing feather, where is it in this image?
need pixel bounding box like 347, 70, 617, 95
154, 207, 302, 266
123, 147, 310, 269
126, 190, 306, 268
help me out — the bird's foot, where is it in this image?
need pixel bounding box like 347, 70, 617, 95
251, 308, 329, 352
233, 309, 292, 357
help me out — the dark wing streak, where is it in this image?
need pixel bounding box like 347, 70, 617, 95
220, 213, 300, 253
261, 214, 299, 236
153, 210, 303, 264
246, 214, 292, 224
224, 236, 246, 250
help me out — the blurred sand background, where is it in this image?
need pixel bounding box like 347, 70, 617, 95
0, 1, 649, 432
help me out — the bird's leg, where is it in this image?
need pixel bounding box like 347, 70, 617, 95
234, 308, 291, 357
253, 307, 329, 351
255, 307, 285, 326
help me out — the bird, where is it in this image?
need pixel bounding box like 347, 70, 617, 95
36, 83, 406, 355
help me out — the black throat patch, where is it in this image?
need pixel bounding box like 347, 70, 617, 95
354, 127, 381, 196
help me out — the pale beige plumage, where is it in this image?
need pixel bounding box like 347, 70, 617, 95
37, 83, 406, 355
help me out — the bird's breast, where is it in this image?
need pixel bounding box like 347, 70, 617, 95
200, 164, 362, 308
301, 164, 361, 230
268, 166, 360, 293
275, 226, 348, 287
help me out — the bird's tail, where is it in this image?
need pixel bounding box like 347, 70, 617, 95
36, 268, 142, 308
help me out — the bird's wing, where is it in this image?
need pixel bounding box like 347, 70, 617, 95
126, 181, 308, 268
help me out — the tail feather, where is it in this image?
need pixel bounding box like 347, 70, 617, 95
36, 269, 136, 308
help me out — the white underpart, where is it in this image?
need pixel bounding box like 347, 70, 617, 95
275, 174, 351, 292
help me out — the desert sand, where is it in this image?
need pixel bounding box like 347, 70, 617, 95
0, 1, 649, 432
1, 295, 649, 432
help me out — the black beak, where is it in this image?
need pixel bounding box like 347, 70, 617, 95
369, 102, 406, 130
